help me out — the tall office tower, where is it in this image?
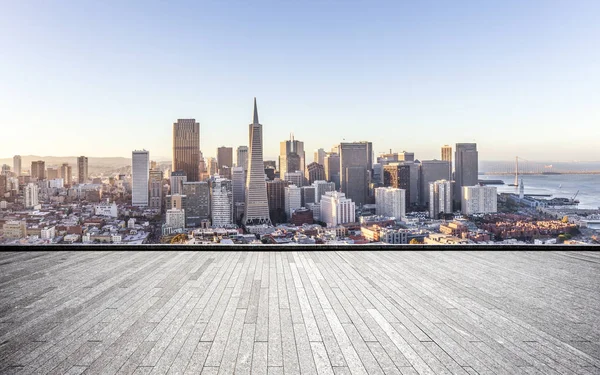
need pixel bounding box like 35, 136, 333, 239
149, 169, 164, 210
441, 145, 453, 178
236, 146, 249, 170
383, 164, 411, 210
419, 160, 451, 206
13, 155, 21, 177
375, 187, 406, 219
284, 171, 304, 187
170, 171, 187, 195
314, 148, 326, 165
183, 181, 210, 227
46, 168, 59, 180
429, 180, 453, 219
217, 146, 233, 179
372, 163, 384, 185
398, 151, 415, 162
77, 156, 88, 184
279, 134, 306, 178
339, 142, 372, 206
31, 160, 46, 180
284, 185, 302, 219
203, 157, 217, 176
132, 150, 149, 207
231, 166, 245, 205
320, 191, 356, 227
339, 142, 373, 205
244, 98, 272, 226
312, 180, 336, 203
264, 160, 277, 170
60, 163, 72, 186
1, 164, 10, 176
462, 185, 497, 215
324, 153, 340, 189
455, 143, 478, 205
211, 177, 233, 227
25, 183, 39, 208
173, 119, 200, 182
150, 160, 157, 170
301, 186, 315, 206
305, 162, 325, 185
198, 150, 207, 180
266, 179, 289, 224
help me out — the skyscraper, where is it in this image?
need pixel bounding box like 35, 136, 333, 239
284, 184, 302, 219
24, 183, 39, 208
236, 146, 248, 171
149, 169, 163, 210
279, 134, 305, 177
339, 142, 372, 206
244, 98, 272, 226
183, 181, 210, 227
429, 180, 453, 219
383, 163, 411, 210
375, 187, 406, 219
13, 155, 21, 177
170, 171, 187, 195
31, 161, 45, 180
305, 162, 325, 185
442, 145, 452, 178
267, 179, 289, 224
314, 148, 326, 165
419, 160, 451, 207
320, 191, 356, 227
132, 150, 149, 207
60, 163, 72, 186
211, 177, 233, 227
462, 185, 497, 215
231, 166, 245, 205
324, 153, 340, 189
217, 146, 233, 179
455, 143, 479, 205
77, 156, 88, 184
173, 119, 200, 182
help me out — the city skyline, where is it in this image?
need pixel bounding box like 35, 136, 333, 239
1, 2, 599, 161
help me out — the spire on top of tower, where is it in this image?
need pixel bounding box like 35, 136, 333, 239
253, 97, 259, 124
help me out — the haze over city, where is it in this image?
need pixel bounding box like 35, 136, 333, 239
2, 1, 599, 161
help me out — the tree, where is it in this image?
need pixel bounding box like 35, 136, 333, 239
561, 216, 569, 223
409, 238, 421, 245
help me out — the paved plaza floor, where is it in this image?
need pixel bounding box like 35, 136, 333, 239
0, 251, 599, 374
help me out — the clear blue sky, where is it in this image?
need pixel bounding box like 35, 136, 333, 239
1, 0, 599, 161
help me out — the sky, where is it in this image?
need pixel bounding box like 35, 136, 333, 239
1, 0, 599, 162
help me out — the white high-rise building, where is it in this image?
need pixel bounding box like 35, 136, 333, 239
132, 150, 149, 207
13, 155, 21, 177
24, 183, 39, 208
232, 166, 245, 205
462, 185, 497, 215
166, 208, 185, 229
312, 180, 336, 204
244, 98, 272, 226
429, 180, 453, 218
284, 184, 302, 219
314, 148, 326, 165
375, 187, 406, 219
211, 177, 233, 227
320, 191, 356, 227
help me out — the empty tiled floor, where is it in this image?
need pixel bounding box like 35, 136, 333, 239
1, 251, 599, 374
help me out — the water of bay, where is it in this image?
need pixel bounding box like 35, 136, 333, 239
480, 174, 600, 210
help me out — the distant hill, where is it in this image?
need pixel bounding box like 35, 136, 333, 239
0, 156, 132, 169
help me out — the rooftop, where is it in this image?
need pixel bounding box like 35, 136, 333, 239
0, 251, 598, 374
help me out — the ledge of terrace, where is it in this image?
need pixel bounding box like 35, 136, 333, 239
0, 251, 599, 374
